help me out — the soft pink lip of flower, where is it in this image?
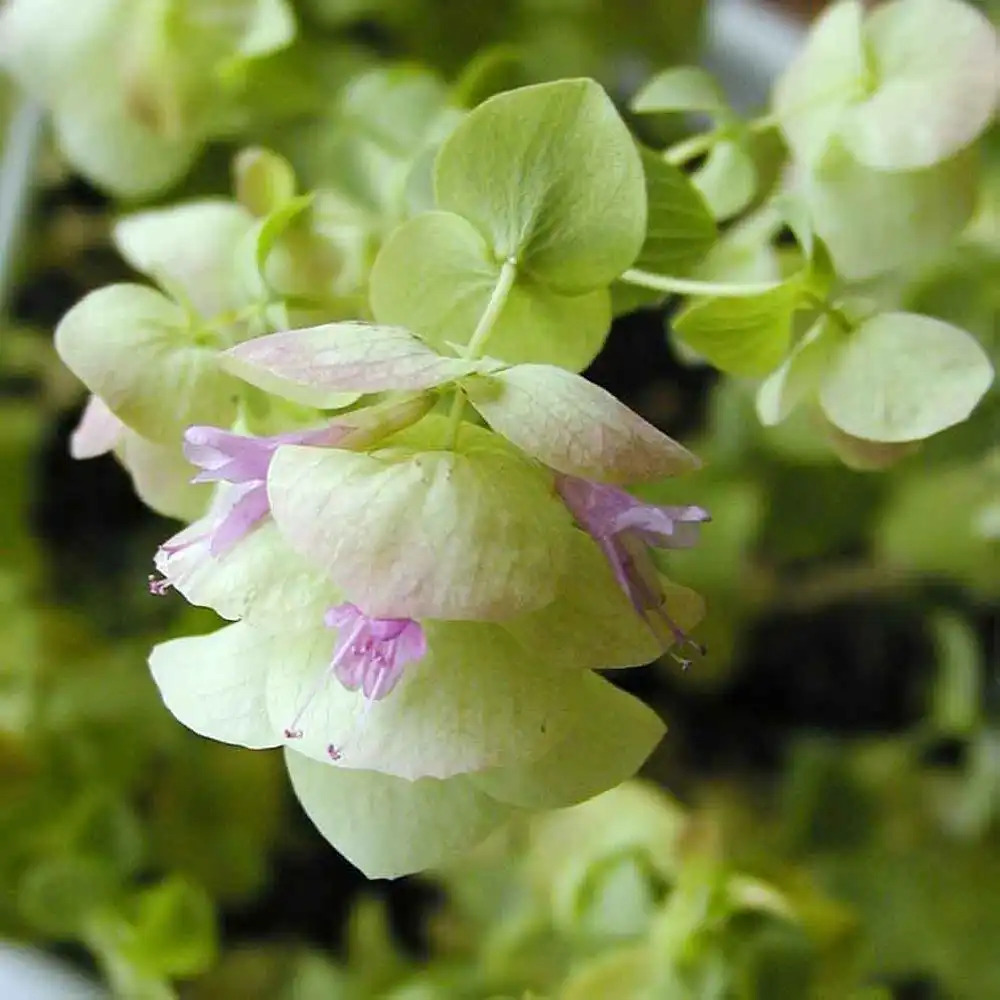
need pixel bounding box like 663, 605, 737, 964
180, 423, 351, 558
555, 472, 710, 663
284, 602, 427, 761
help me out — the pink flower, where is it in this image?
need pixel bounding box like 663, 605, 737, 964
284, 603, 427, 758
182, 424, 349, 556
556, 473, 709, 664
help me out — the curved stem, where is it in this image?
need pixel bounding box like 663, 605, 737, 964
621, 268, 781, 298
465, 256, 517, 359
445, 256, 518, 448
663, 130, 718, 166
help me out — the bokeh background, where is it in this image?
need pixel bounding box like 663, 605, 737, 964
0, 1, 998, 997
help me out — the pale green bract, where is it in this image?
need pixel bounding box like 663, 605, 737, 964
285, 756, 514, 880
771, 0, 868, 168
223, 320, 495, 406
798, 142, 979, 281
369, 210, 611, 370
54, 284, 241, 444
148, 614, 666, 877
113, 200, 256, 320
265, 422, 574, 620
69, 395, 209, 520
756, 317, 844, 427
817, 312, 994, 443
434, 78, 647, 294
499, 533, 705, 671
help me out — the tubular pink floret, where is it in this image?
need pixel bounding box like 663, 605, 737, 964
282, 603, 427, 752
555, 472, 709, 662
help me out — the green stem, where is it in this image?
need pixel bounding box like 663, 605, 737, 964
621, 268, 780, 298
444, 256, 518, 448
444, 388, 467, 448
661, 110, 777, 169
465, 256, 517, 359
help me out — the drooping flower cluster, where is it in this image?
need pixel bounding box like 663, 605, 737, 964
59, 286, 709, 878
51, 79, 711, 880
135, 320, 705, 878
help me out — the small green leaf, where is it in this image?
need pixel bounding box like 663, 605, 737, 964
123, 876, 218, 978
756, 317, 844, 426
692, 139, 758, 221
818, 312, 994, 442
233, 146, 297, 217
54, 284, 240, 443
434, 79, 646, 293
631, 66, 728, 115
634, 146, 716, 276
252, 193, 316, 285
451, 44, 526, 108
673, 281, 802, 377
369, 211, 610, 370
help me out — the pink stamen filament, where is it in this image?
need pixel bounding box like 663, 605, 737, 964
283, 617, 368, 741
326, 659, 391, 762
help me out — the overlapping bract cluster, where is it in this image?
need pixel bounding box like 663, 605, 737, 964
52, 78, 711, 878
140, 321, 708, 879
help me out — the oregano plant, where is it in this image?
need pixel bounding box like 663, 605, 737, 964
31, 0, 996, 881
2, 3, 999, 991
